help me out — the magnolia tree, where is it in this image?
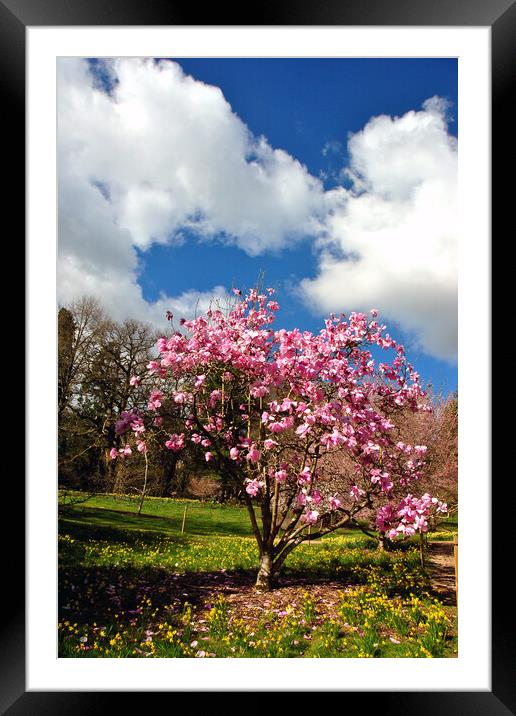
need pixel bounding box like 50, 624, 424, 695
112, 289, 446, 591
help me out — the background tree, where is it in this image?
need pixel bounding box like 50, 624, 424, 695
58, 298, 219, 500
58, 298, 158, 493
58, 297, 105, 418
58, 297, 106, 491
79, 317, 159, 492
321, 391, 458, 549
415, 393, 458, 520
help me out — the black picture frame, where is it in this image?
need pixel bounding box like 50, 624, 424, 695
5, 0, 508, 711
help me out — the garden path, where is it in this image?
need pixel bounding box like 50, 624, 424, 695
426, 541, 457, 606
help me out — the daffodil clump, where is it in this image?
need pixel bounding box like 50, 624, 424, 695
59, 583, 454, 658
59, 531, 260, 572
336, 587, 450, 657
59, 528, 426, 581
58, 506, 456, 659
350, 553, 430, 596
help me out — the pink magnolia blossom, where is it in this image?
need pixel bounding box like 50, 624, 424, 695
130, 418, 145, 436
246, 445, 261, 463
148, 389, 163, 411
209, 390, 222, 407
380, 472, 393, 492
165, 434, 185, 452
310, 490, 322, 505
370, 468, 382, 484
350, 485, 365, 501
268, 422, 283, 434
129, 375, 140, 387
378, 494, 447, 538
245, 479, 263, 497
115, 411, 139, 436
297, 467, 312, 485
329, 496, 341, 511
250, 384, 268, 398
295, 423, 312, 438
301, 510, 319, 525
194, 375, 206, 389
274, 469, 288, 483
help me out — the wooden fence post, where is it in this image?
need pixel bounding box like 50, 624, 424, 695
453, 533, 458, 606
419, 532, 426, 569
181, 504, 188, 534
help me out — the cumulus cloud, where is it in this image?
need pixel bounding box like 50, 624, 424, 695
58, 57, 330, 327
58, 58, 457, 359
300, 97, 457, 360
58, 58, 327, 251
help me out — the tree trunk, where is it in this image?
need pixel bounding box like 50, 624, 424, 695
377, 532, 391, 551
104, 447, 118, 492
161, 454, 178, 496
255, 551, 274, 592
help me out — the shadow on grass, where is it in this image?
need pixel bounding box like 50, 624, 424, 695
58, 506, 434, 632
58, 561, 366, 629
59, 564, 246, 622
59, 503, 254, 538
59, 509, 191, 546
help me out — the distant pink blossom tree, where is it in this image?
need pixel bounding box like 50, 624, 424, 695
113, 289, 446, 591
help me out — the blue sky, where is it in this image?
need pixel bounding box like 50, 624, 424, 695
170, 58, 457, 180
58, 58, 458, 396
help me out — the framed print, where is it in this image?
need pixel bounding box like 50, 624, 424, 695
3, 0, 509, 710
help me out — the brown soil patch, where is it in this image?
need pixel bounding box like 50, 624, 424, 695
221, 580, 346, 625
170, 572, 350, 626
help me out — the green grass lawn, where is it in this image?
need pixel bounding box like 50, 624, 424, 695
58, 492, 457, 658
59, 490, 457, 542
61, 492, 255, 536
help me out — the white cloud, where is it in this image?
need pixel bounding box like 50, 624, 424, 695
57, 57, 329, 328
58, 58, 457, 360
58, 248, 229, 332
322, 139, 343, 157
300, 97, 457, 360
58, 58, 327, 252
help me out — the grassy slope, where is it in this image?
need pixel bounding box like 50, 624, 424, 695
59, 492, 457, 542
58, 494, 457, 658
58, 495, 381, 573
58, 493, 456, 578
